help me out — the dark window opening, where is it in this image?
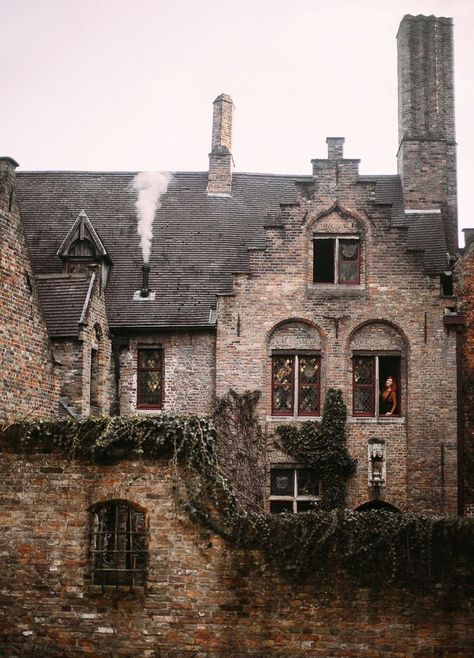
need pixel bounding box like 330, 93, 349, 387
313, 239, 335, 283
353, 354, 401, 418
271, 354, 320, 416
270, 467, 320, 513
90, 348, 99, 410
90, 501, 147, 587
137, 348, 163, 409
440, 272, 454, 296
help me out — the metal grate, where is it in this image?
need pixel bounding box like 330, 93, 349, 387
90, 501, 147, 587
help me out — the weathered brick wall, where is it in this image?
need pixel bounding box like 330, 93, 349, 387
0, 158, 59, 420
51, 273, 112, 417
119, 330, 216, 415
216, 156, 458, 514
0, 453, 472, 658
459, 238, 474, 512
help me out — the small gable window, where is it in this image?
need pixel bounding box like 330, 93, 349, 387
137, 348, 163, 409
353, 354, 401, 417
313, 237, 360, 284
67, 238, 97, 274
90, 500, 147, 587
271, 352, 321, 417
270, 466, 320, 513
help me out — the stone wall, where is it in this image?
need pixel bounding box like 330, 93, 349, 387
0, 158, 59, 420
0, 453, 472, 658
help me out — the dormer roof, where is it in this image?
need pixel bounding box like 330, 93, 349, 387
57, 209, 110, 260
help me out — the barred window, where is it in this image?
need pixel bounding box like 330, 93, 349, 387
90, 501, 147, 587
271, 353, 320, 416
137, 348, 163, 409
270, 466, 320, 513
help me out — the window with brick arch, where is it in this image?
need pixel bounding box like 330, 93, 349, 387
271, 352, 321, 417
353, 354, 401, 418
90, 500, 148, 587
137, 348, 163, 409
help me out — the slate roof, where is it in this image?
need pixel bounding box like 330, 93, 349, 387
17, 170, 449, 332
17, 172, 300, 329
369, 175, 448, 274
36, 275, 93, 337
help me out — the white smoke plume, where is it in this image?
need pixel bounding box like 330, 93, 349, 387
133, 171, 172, 263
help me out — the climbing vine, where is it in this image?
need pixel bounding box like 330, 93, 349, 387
275, 388, 356, 509
1, 401, 474, 589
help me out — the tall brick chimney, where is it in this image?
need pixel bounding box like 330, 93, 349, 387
0, 156, 19, 215
397, 14, 457, 253
207, 93, 234, 197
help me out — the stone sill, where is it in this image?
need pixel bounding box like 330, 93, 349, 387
347, 416, 405, 425
306, 284, 366, 298
266, 415, 321, 423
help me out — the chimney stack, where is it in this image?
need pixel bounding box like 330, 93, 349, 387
326, 137, 344, 160
140, 263, 150, 298
207, 94, 234, 197
0, 157, 19, 215
397, 15, 457, 252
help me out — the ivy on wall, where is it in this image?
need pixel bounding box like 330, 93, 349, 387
1, 396, 474, 589
275, 389, 356, 510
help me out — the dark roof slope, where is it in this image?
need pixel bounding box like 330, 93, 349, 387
17, 171, 300, 328
36, 275, 92, 337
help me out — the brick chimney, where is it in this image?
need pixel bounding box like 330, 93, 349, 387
397, 15, 457, 253
207, 93, 234, 197
0, 156, 19, 215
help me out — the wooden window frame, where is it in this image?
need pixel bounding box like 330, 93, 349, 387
137, 347, 164, 410
269, 466, 321, 513
271, 352, 321, 417
352, 353, 401, 418
313, 235, 361, 285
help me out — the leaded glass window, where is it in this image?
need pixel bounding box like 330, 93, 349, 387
90, 501, 147, 587
353, 354, 401, 417
137, 348, 163, 408
271, 354, 320, 417
353, 356, 375, 415
270, 467, 320, 513
338, 239, 360, 283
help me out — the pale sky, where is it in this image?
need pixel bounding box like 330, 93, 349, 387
2, 0, 473, 240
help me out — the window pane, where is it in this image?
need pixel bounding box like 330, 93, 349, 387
139, 349, 161, 369
138, 370, 162, 406
379, 356, 401, 416
354, 357, 373, 385
339, 240, 359, 283
273, 356, 293, 385
299, 357, 319, 384
353, 356, 374, 414
297, 469, 318, 496
271, 469, 295, 496
313, 239, 335, 283
296, 501, 317, 513
272, 356, 294, 414
298, 356, 320, 414
270, 501, 293, 514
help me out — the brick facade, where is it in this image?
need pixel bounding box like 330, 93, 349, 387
0, 453, 472, 658
0, 158, 59, 420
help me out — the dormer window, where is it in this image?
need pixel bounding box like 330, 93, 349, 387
313, 236, 360, 284
57, 210, 111, 286
66, 238, 97, 274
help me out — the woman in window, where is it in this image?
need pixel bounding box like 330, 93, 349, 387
380, 376, 397, 416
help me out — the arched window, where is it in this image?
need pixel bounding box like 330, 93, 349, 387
90, 500, 147, 587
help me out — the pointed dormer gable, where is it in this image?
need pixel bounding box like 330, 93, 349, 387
57, 210, 109, 260
57, 210, 111, 286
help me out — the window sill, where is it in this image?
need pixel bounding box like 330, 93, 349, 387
135, 408, 163, 414
307, 283, 366, 298
348, 416, 405, 425
266, 415, 321, 423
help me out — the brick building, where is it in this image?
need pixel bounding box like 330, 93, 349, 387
1, 14, 473, 657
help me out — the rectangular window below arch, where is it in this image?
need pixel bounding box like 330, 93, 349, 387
353, 354, 401, 418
